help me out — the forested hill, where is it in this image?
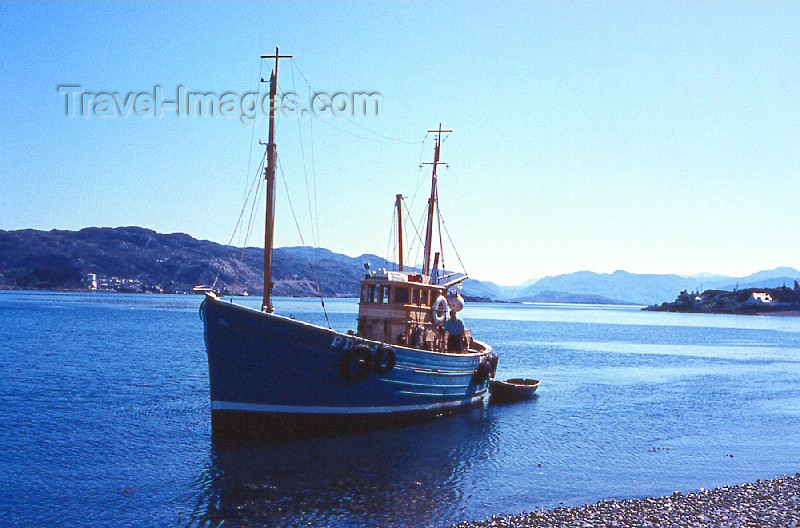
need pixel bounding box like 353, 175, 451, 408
0, 227, 385, 296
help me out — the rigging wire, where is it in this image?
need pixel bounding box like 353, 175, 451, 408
402, 200, 412, 271
385, 205, 397, 269
305, 109, 416, 145
401, 198, 425, 269
392, 234, 398, 270
436, 199, 446, 278
277, 153, 332, 328
308, 85, 321, 261
407, 134, 430, 211
234, 173, 265, 285
241, 156, 266, 249
338, 111, 423, 145
239, 59, 266, 247
291, 59, 423, 146
262, 60, 453, 302
437, 205, 469, 277
275, 77, 324, 277
289, 64, 319, 251
277, 75, 328, 301
408, 211, 425, 269
212, 153, 267, 290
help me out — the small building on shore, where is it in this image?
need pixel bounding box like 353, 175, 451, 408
747, 292, 773, 306
675, 289, 703, 307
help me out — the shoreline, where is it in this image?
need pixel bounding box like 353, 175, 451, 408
760, 310, 800, 317
643, 304, 800, 317
453, 473, 800, 527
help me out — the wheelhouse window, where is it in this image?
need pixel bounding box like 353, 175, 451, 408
368, 285, 376, 303
393, 287, 409, 304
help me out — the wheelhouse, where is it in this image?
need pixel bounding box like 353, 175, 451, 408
357, 270, 449, 349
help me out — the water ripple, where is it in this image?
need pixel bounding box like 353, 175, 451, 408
2, 294, 800, 527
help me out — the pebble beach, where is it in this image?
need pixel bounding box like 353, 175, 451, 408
453, 473, 800, 527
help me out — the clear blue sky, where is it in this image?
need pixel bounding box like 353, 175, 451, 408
2, 1, 799, 285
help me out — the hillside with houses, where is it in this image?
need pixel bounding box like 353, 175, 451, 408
645, 282, 800, 314
2, 227, 799, 307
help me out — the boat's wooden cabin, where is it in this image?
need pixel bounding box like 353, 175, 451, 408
354, 131, 484, 354
357, 270, 452, 350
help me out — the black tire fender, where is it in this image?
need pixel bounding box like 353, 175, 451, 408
487, 352, 499, 378
472, 358, 491, 384
373, 345, 396, 376
340, 345, 372, 382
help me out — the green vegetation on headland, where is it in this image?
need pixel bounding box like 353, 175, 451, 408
644, 284, 800, 315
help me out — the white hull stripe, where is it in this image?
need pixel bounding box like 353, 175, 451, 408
211, 395, 485, 415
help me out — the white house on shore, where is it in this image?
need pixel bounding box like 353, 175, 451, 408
747, 292, 773, 306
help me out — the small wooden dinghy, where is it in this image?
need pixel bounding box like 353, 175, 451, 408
489, 378, 540, 403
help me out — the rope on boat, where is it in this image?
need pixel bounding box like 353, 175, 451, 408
307, 85, 321, 256
407, 134, 430, 211
436, 198, 446, 278
437, 204, 469, 279
385, 205, 397, 269
401, 198, 426, 271
240, 157, 266, 252
277, 154, 332, 328
239, 59, 266, 247
291, 59, 424, 146
290, 63, 319, 251
211, 154, 267, 291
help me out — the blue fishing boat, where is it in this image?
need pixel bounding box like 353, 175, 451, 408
201, 50, 497, 439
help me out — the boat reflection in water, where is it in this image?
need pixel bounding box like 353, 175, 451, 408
192, 406, 500, 528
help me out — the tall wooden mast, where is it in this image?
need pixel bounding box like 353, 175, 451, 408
260, 48, 291, 313
395, 194, 404, 271
421, 124, 451, 277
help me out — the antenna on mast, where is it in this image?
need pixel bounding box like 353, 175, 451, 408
259, 47, 292, 313
421, 123, 452, 278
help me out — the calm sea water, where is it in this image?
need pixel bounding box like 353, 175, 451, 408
2, 291, 800, 527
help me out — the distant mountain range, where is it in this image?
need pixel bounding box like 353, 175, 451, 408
1, 226, 798, 305
463, 268, 800, 305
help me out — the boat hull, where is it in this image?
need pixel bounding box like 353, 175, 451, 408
201, 296, 494, 438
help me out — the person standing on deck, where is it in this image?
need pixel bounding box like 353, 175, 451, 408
444, 310, 466, 352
